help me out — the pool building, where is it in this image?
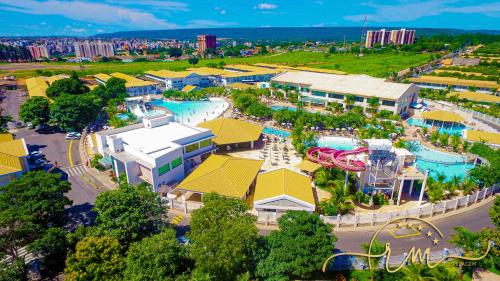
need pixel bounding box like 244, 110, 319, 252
0, 133, 30, 186
94, 72, 159, 96
409, 76, 499, 93
95, 114, 215, 190
197, 118, 264, 150
271, 71, 419, 115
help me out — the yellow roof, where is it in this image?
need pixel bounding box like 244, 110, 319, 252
197, 118, 263, 145
46, 74, 69, 85
433, 70, 485, 77
293, 66, 346, 75
421, 110, 464, 123
409, 76, 498, 89
226, 83, 255, 90
176, 154, 263, 198
296, 159, 322, 173
94, 73, 112, 82
187, 67, 229, 76
0, 135, 27, 176
447, 91, 500, 103
253, 63, 295, 70
181, 85, 198, 92
145, 70, 196, 79
254, 168, 315, 205
25, 76, 49, 98
465, 130, 500, 145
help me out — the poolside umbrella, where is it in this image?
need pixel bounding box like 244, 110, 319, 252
336, 128, 340, 131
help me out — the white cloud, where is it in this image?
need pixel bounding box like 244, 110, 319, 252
0, 0, 178, 28
312, 23, 325, 27
255, 3, 278, 10
345, 0, 500, 23
96, 29, 105, 33
185, 20, 237, 28
215, 6, 226, 15
105, 0, 189, 12
72, 28, 86, 33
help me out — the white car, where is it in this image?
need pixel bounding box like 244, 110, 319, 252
65, 132, 81, 140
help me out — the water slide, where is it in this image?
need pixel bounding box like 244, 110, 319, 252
307, 147, 368, 172
130, 104, 145, 118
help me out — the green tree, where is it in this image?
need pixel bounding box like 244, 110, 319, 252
0, 171, 71, 257
188, 57, 199, 67
367, 97, 380, 113
167, 47, 183, 57
490, 197, 500, 228
345, 95, 356, 110
124, 228, 187, 280
188, 193, 258, 280
19, 97, 50, 126
103, 77, 127, 104
93, 183, 165, 244
0, 258, 26, 281
0, 110, 12, 133
28, 227, 68, 274
257, 211, 336, 280
65, 236, 125, 281
49, 93, 101, 131
46, 73, 89, 98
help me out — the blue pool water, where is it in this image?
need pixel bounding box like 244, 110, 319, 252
151, 98, 227, 125
116, 113, 129, 121
317, 136, 357, 151
409, 141, 474, 181
407, 118, 469, 136
263, 127, 291, 138
271, 105, 297, 111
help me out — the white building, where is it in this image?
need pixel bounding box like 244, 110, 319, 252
145, 70, 212, 90
95, 115, 215, 190
271, 71, 419, 115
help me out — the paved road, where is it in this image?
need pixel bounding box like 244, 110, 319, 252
1, 89, 26, 126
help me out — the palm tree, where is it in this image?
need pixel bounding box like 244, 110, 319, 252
460, 177, 477, 195
344, 95, 356, 111
367, 97, 380, 114
462, 140, 471, 152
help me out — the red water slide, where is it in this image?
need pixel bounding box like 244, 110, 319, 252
307, 147, 368, 172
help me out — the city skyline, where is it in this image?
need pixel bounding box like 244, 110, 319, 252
0, 0, 499, 36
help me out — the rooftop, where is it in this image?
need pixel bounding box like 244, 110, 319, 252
0, 133, 28, 176
176, 154, 263, 198
272, 71, 414, 100
95, 72, 156, 88
254, 168, 315, 206
101, 118, 212, 159
421, 110, 464, 123
296, 159, 322, 173
464, 130, 500, 145
447, 91, 500, 103
409, 76, 499, 90
197, 118, 263, 145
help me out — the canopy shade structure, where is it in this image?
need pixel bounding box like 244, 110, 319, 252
176, 154, 263, 199
464, 130, 500, 145
197, 118, 263, 146
421, 110, 464, 123
296, 159, 322, 173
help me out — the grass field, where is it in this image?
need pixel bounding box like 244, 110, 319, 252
5, 51, 432, 80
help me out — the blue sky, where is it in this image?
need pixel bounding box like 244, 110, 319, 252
0, 0, 499, 36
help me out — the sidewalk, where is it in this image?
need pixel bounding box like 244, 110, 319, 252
78, 135, 116, 190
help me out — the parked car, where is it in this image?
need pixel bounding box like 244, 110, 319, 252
29, 151, 43, 157
65, 132, 81, 140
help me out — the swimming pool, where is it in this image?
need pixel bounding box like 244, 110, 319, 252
263, 127, 291, 138
270, 105, 297, 111
116, 113, 129, 121
151, 98, 228, 125
409, 141, 474, 181
407, 118, 469, 136
317, 136, 358, 151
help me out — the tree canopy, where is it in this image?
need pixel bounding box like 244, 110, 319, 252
257, 211, 336, 281
64, 236, 125, 281
188, 193, 258, 280
49, 93, 101, 131
46, 73, 89, 98
93, 183, 165, 244
124, 228, 187, 281
19, 96, 50, 126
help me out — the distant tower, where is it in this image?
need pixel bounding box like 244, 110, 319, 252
359, 15, 367, 57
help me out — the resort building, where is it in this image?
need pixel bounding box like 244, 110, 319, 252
463, 130, 500, 147
144, 70, 212, 91
253, 168, 316, 216
447, 91, 500, 104
421, 110, 465, 128
197, 118, 263, 150
0, 133, 29, 186
25, 75, 68, 98
175, 154, 264, 200
95, 114, 215, 190
94, 72, 159, 96
409, 76, 499, 93
271, 71, 419, 115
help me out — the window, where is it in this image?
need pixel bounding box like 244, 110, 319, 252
171, 157, 183, 169
158, 163, 170, 176
328, 93, 344, 100
382, 100, 396, 106
312, 91, 326, 97
353, 96, 364, 102
200, 139, 212, 148
185, 143, 199, 153
300, 87, 310, 92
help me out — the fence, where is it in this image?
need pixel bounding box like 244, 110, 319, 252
457, 106, 500, 126
321, 185, 498, 229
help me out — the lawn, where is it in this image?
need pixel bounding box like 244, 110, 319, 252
7, 51, 432, 80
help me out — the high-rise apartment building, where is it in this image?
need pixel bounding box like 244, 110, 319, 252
365, 28, 416, 48
197, 35, 217, 55
74, 40, 114, 58
27, 45, 50, 59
